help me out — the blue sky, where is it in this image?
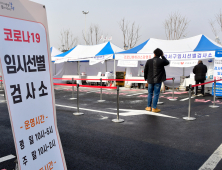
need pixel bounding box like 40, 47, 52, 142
31, 0, 222, 50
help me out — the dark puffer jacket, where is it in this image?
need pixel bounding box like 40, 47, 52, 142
144, 56, 169, 84
193, 63, 207, 81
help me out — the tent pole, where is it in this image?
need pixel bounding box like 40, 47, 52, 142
105, 60, 107, 72
183, 67, 185, 77
55, 63, 56, 76
78, 61, 80, 76
114, 59, 116, 86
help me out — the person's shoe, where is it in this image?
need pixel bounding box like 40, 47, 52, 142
192, 94, 197, 97
152, 108, 161, 113
145, 107, 151, 111
197, 94, 203, 96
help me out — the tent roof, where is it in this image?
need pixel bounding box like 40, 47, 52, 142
54, 42, 123, 61
117, 35, 222, 54
50, 47, 62, 57
55, 46, 76, 57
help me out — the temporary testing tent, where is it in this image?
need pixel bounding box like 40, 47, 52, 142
116, 34, 222, 60
115, 34, 222, 85
51, 47, 62, 60
50, 47, 62, 75
54, 41, 123, 62
53, 42, 124, 78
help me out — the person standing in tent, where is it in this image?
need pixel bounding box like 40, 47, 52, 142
192, 60, 207, 96
144, 48, 169, 113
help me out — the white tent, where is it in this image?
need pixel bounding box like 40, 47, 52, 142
115, 35, 222, 60
53, 42, 124, 80
50, 47, 62, 75
54, 41, 123, 62
115, 35, 222, 85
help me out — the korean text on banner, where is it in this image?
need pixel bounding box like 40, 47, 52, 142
115, 51, 214, 61
212, 83, 222, 96
170, 60, 198, 67
89, 54, 113, 65
0, 16, 67, 169
214, 51, 222, 80
117, 60, 138, 67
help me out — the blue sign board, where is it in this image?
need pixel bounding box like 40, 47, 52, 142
215, 51, 222, 58
212, 82, 222, 96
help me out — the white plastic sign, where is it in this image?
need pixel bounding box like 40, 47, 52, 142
214, 56, 222, 80
0, 16, 67, 170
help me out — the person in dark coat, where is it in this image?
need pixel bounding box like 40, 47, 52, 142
193, 60, 208, 96
144, 48, 169, 113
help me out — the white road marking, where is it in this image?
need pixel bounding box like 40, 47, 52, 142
69, 98, 76, 100
100, 116, 108, 119
109, 108, 178, 118
126, 93, 147, 97
199, 143, 222, 170
180, 98, 189, 101
180, 96, 196, 101
56, 104, 178, 119
0, 154, 16, 163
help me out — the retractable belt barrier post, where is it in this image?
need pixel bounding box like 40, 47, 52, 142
183, 84, 196, 121
98, 78, 105, 102
112, 86, 124, 123
169, 77, 177, 101
70, 78, 76, 100
209, 79, 219, 108
73, 84, 84, 116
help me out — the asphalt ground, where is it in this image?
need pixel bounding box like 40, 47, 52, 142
1, 85, 222, 170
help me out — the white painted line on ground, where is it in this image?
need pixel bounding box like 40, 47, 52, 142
56, 104, 116, 115
180, 98, 189, 101
109, 108, 178, 119
56, 104, 178, 119
0, 154, 16, 163
199, 143, 222, 170
126, 93, 147, 97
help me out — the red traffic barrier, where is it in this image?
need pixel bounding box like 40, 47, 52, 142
53, 83, 117, 89
192, 79, 222, 88
53, 77, 174, 82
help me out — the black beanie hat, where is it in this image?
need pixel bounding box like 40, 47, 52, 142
154, 48, 163, 57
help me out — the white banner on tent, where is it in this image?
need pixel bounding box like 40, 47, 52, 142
115, 51, 215, 61
117, 60, 138, 67
55, 58, 68, 64
170, 60, 198, 67
89, 54, 113, 65
0, 14, 66, 170
214, 57, 222, 80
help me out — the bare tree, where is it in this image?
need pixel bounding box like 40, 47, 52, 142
164, 12, 189, 40
60, 29, 78, 52
82, 24, 102, 45
119, 18, 140, 49
209, 20, 219, 37
216, 10, 222, 31
210, 10, 222, 44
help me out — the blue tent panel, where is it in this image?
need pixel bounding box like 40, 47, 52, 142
96, 42, 114, 56
194, 35, 222, 51
117, 40, 149, 54
50, 47, 52, 53
55, 46, 76, 57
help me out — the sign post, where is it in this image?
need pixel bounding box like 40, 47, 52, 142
0, 1, 67, 169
